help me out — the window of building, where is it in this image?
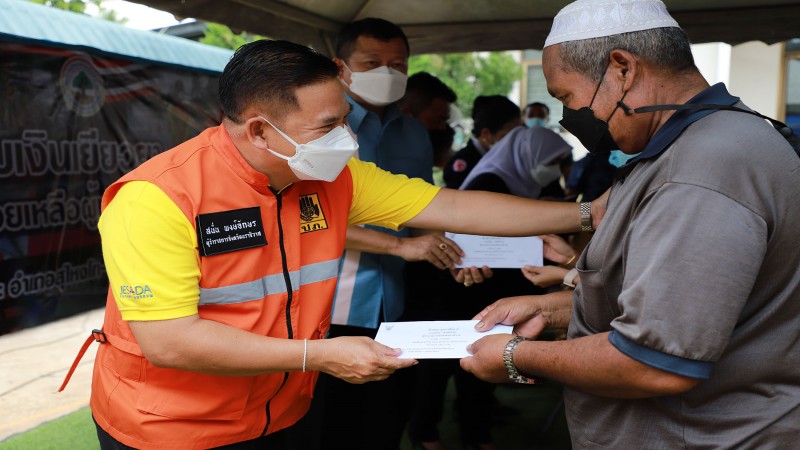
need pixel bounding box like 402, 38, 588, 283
784, 39, 800, 134
520, 50, 563, 126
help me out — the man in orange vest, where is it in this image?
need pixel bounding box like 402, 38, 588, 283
69, 39, 601, 449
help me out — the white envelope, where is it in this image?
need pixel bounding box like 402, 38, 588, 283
375, 320, 513, 359
446, 233, 543, 269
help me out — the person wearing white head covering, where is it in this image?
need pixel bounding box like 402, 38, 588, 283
459, 126, 572, 199
543, 0, 679, 48
462, 1, 800, 449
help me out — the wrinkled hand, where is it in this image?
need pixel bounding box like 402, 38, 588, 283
591, 189, 610, 230
451, 265, 493, 287
395, 234, 463, 270
522, 265, 568, 288
316, 336, 416, 384
473, 296, 551, 339
460, 333, 514, 383
539, 234, 576, 265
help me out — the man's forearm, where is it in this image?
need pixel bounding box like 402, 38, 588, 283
130, 314, 414, 384
513, 332, 700, 398
344, 225, 401, 255
408, 189, 582, 237
131, 315, 307, 376
539, 290, 573, 329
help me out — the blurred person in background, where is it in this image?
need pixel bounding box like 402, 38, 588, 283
406, 125, 572, 450
522, 101, 550, 129
399, 71, 457, 132
443, 95, 520, 189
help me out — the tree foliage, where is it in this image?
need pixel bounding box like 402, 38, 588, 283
197, 25, 520, 118
409, 52, 522, 117
30, 0, 89, 13
200, 23, 265, 51
29, 0, 127, 23
30, 0, 518, 116
30, 0, 128, 24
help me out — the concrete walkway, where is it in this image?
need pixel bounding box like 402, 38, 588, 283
0, 308, 105, 441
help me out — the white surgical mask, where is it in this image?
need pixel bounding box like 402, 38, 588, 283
530, 163, 562, 187
343, 63, 407, 106
261, 116, 359, 182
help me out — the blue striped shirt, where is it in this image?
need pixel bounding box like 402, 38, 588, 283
331, 96, 433, 328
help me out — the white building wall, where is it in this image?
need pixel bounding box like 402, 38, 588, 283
691, 43, 731, 86
728, 42, 784, 118
510, 50, 522, 106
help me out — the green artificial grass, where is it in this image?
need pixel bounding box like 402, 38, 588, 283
0, 407, 99, 450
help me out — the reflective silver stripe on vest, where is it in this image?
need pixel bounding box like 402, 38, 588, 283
199, 258, 341, 305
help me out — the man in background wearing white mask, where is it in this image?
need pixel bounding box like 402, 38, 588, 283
290, 17, 445, 450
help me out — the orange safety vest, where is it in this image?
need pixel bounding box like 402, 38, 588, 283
62, 125, 352, 449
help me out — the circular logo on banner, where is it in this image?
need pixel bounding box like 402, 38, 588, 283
60, 55, 105, 117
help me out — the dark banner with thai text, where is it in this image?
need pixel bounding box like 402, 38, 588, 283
0, 42, 224, 334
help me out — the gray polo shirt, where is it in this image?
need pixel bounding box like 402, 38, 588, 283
566, 100, 800, 448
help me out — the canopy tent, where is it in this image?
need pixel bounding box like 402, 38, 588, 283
131, 0, 800, 55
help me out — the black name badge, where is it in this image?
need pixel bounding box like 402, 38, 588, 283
196, 207, 267, 256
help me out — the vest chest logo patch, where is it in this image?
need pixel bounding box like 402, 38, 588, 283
300, 193, 328, 234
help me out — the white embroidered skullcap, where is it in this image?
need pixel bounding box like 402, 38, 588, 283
544, 0, 680, 48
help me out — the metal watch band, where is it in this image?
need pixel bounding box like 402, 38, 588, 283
503, 336, 536, 384
580, 201, 593, 232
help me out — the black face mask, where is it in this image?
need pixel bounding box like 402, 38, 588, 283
558, 65, 625, 154
560, 105, 621, 154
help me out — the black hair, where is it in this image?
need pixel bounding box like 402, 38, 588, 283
472, 95, 520, 135
218, 39, 339, 123
525, 102, 550, 115
429, 126, 455, 153
400, 72, 457, 115
335, 18, 410, 61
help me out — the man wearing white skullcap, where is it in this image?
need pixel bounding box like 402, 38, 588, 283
463, 0, 800, 448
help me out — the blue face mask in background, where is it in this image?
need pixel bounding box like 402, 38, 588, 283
525, 117, 548, 128
608, 150, 640, 168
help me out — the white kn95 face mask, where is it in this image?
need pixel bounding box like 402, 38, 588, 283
260, 116, 359, 182
343, 63, 407, 106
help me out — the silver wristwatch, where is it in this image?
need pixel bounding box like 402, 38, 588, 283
580, 201, 594, 232
503, 336, 536, 384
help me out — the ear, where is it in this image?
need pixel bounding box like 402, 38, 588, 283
244, 116, 270, 150
478, 127, 492, 143
332, 58, 348, 81
609, 49, 637, 93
